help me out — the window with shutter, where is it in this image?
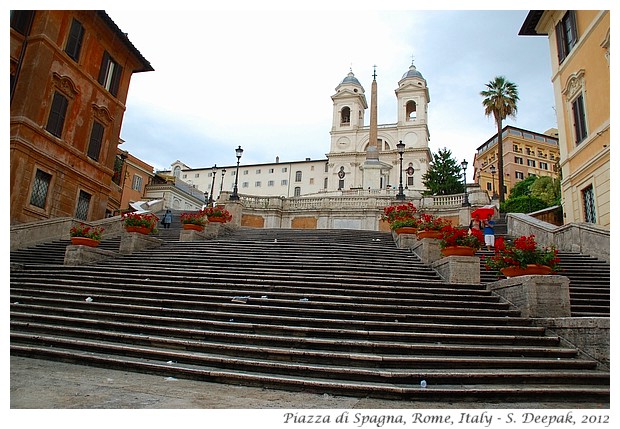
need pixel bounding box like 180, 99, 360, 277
98, 51, 123, 96
555, 11, 578, 63
45, 92, 69, 138
65, 18, 84, 61
572, 94, 588, 144
87, 121, 105, 160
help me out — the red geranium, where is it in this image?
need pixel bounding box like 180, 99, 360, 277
485, 234, 560, 273
440, 225, 484, 249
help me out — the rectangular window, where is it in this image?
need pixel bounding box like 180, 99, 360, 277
515, 171, 524, 179
182, 174, 187, 179
243, 170, 249, 175
255, 181, 261, 187
195, 173, 200, 178
281, 179, 288, 186
513, 144, 519, 152
269, 168, 274, 174
583, 185, 596, 223
539, 162, 549, 170
242, 182, 249, 188
514, 156, 523, 164
572, 94, 588, 144
268, 180, 274, 187
64, 18, 84, 61
527, 159, 536, 167
407, 176, 414, 186
75, 190, 92, 220
282, 167, 288, 173
256, 169, 261, 174
132, 175, 143, 191
97, 51, 122, 96
10, 10, 35, 36
29, 169, 52, 209
87, 121, 104, 161
486, 182, 492, 191
46, 92, 68, 138
556, 10, 578, 63
309, 178, 314, 185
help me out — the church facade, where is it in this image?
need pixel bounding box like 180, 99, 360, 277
166, 63, 432, 200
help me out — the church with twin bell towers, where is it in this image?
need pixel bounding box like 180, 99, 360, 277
167, 61, 432, 200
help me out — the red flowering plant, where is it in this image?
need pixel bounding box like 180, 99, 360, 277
203, 206, 233, 223
180, 211, 208, 226
485, 235, 560, 273
121, 212, 159, 230
381, 202, 419, 230
70, 223, 104, 240
439, 225, 484, 250
416, 213, 451, 231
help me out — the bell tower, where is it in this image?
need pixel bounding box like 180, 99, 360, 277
395, 61, 431, 148
329, 69, 367, 154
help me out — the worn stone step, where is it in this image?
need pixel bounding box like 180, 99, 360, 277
10, 343, 610, 402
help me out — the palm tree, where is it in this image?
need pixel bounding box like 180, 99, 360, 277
480, 76, 519, 203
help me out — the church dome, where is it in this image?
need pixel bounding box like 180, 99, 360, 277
402, 64, 424, 80
340, 71, 362, 86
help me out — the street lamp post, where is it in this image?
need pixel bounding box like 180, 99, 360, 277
396, 141, 405, 200
461, 159, 470, 207
230, 146, 243, 201
219, 169, 226, 199
208, 164, 217, 206
490, 164, 497, 199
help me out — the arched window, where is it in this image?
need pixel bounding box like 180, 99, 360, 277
340, 107, 351, 124
324, 177, 328, 189
294, 186, 301, 196
295, 171, 302, 182
406, 100, 417, 120
173, 166, 181, 177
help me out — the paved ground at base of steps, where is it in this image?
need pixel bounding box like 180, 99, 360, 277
10, 356, 609, 410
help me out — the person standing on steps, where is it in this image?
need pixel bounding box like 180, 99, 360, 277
482, 214, 495, 251
469, 215, 482, 234
162, 209, 173, 229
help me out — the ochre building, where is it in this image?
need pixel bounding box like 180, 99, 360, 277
520, 10, 610, 227
10, 10, 153, 224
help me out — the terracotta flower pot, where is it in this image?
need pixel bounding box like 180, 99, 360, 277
441, 245, 477, 257
416, 230, 443, 240
207, 216, 226, 223
70, 237, 100, 247
125, 226, 151, 235
394, 227, 417, 235
500, 264, 553, 277
183, 223, 205, 231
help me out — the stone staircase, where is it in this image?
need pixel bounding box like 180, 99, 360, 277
10, 227, 609, 402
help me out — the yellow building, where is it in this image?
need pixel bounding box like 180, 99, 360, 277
473, 126, 560, 200
520, 10, 610, 228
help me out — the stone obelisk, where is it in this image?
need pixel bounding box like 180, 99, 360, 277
362, 66, 381, 189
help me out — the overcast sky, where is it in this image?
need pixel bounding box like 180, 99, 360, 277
13, 1, 611, 183
106, 7, 561, 180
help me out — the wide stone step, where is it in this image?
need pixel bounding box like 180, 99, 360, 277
11, 283, 511, 311
10, 342, 609, 401
10, 301, 540, 343
10, 311, 564, 350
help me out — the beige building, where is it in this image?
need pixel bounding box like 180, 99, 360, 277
520, 10, 610, 228
473, 126, 560, 199
165, 63, 432, 200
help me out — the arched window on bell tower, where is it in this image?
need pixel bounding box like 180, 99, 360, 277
406, 100, 417, 120
340, 107, 351, 125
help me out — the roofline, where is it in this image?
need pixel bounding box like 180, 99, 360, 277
97, 11, 154, 72
475, 125, 558, 151
161, 158, 330, 173
518, 10, 546, 36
